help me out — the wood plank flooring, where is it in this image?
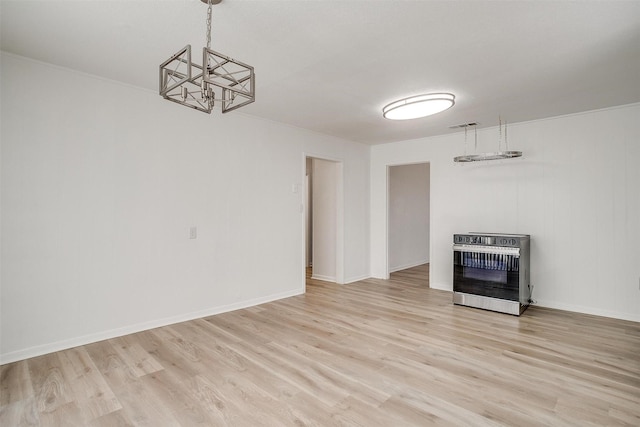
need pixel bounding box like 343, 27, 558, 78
2, 264, 639, 426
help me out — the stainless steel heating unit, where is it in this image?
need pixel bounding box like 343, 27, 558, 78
453, 233, 531, 315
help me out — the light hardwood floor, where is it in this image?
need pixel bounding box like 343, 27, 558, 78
2, 264, 639, 426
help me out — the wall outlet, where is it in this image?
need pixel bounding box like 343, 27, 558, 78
189, 226, 197, 239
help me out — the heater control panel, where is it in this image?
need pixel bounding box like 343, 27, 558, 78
454, 233, 528, 248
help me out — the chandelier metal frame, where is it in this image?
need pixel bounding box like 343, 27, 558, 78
453, 118, 522, 163
159, 0, 255, 114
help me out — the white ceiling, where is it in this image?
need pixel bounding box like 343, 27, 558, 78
2, 0, 639, 145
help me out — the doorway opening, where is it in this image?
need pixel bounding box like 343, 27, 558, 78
303, 155, 344, 289
387, 162, 430, 286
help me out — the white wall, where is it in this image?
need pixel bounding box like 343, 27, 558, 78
371, 104, 640, 322
311, 159, 338, 282
0, 53, 370, 363
388, 163, 430, 272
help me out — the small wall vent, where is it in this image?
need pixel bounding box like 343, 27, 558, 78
449, 122, 479, 129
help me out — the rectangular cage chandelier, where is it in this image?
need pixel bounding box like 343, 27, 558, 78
159, 0, 255, 114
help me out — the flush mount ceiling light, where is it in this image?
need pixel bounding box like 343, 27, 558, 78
159, 0, 255, 114
383, 93, 455, 120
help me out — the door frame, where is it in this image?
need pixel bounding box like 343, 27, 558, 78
301, 153, 344, 291
386, 161, 431, 281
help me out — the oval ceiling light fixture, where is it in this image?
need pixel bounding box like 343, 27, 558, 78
383, 93, 455, 120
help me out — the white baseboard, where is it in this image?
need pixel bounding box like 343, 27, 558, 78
344, 274, 370, 284
0, 288, 304, 365
310, 274, 369, 285
310, 274, 336, 283
533, 299, 640, 323
389, 259, 429, 273
424, 285, 639, 323
430, 283, 452, 292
